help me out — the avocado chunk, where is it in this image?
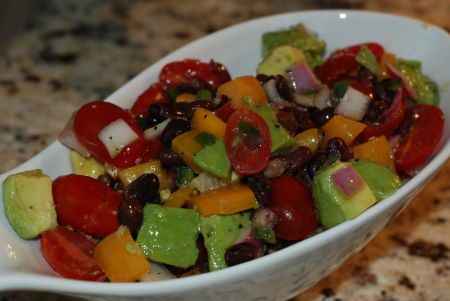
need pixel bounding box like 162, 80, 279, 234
262, 23, 326, 68
396, 58, 439, 104
69, 151, 105, 179
137, 204, 200, 268
257, 45, 307, 76
351, 159, 401, 201
193, 140, 231, 179
2, 170, 57, 239
200, 212, 251, 271
312, 161, 376, 229
250, 104, 295, 155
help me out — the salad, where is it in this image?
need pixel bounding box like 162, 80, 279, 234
2, 23, 444, 283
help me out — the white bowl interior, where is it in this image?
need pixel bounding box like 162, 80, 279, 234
0, 10, 449, 299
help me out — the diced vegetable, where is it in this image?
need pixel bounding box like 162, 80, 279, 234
217, 76, 268, 109
69, 151, 105, 179
164, 186, 194, 208
171, 130, 204, 173
175, 93, 196, 103
190, 185, 257, 216
118, 160, 169, 189
321, 115, 366, 145
191, 107, 226, 139
94, 226, 149, 282
335, 86, 370, 121
352, 136, 394, 169
286, 62, 321, 93
331, 165, 364, 197
294, 128, 320, 153
98, 119, 139, 159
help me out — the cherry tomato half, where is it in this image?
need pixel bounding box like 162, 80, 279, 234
53, 174, 121, 237
329, 42, 385, 62
395, 104, 444, 175
224, 109, 271, 175
74, 101, 148, 168
269, 175, 318, 241
314, 54, 359, 87
358, 88, 406, 142
159, 59, 231, 92
130, 83, 167, 118
41, 226, 105, 281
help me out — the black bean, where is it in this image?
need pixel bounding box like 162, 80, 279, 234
326, 138, 352, 162
277, 110, 300, 136
225, 242, 258, 267
124, 173, 160, 205
310, 107, 335, 127
275, 75, 293, 101
158, 146, 184, 168
147, 102, 170, 127
177, 78, 209, 93
160, 118, 191, 145
264, 157, 289, 178
285, 146, 313, 175
256, 74, 272, 85
98, 174, 121, 190
170, 100, 215, 120
245, 175, 272, 206
293, 107, 316, 131
365, 99, 389, 122
306, 152, 328, 179
118, 198, 143, 235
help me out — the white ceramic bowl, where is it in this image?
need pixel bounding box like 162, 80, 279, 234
1, 10, 449, 301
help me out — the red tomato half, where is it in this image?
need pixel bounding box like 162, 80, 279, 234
358, 88, 406, 142
159, 59, 231, 91
395, 104, 444, 175
41, 226, 105, 281
270, 176, 318, 241
130, 83, 167, 118
314, 54, 359, 87
53, 174, 121, 237
224, 109, 271, 175
73, 101, 147, 168
329, 42, 385, 62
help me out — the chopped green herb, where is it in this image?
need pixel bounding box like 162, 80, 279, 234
196, 89, 212, 100
356, 45, 379, 75
195, 132, 217, 147
166, 88, 180, 103
254, 226, 276, 244
241, 96, 253, 105
332, 81, 349, 98
175, 166, 195, 187
238, 122, 260, 137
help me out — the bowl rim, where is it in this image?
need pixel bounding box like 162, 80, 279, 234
1, 8, 449, 296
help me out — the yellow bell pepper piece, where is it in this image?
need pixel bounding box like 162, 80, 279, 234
171, 130, 204, 173
69, 151, 105, 179
118, 160, 169, 189
190, 184, 257, 216
322, 115, 366, 145
353, 136, 395, 169
294, 128, 321, 153
191, 107, 226, 139
164, 186, 195, 208
176, 93, 196, 103
217, 76, 268, 109
94, 226, 149, 282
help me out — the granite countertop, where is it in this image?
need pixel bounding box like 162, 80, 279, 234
0, 1, 449, 300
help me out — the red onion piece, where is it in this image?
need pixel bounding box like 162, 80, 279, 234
59, 114, 91, 157
380, 87, 403, 121
286, 62, 321, 94
331, 165, 364, 197
385, 63, 418, 100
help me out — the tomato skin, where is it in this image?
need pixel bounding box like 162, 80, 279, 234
53, 174, 121, 238
41, 226, 105, 281
358, 88, 406, 142
215, 101, 235, 122
109, 137, 162, 169
224, 109, 271, 175
314, 54, 359, 87
269, 176, 318, 241
130, 83, 167, 118
329, 42, 385, 62
73, 101, 147, 168
395, 104, 444, 175
159, 59, 231, 92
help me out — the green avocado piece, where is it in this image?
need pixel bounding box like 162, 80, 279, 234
351, 159, 401, 201
396, 58, 439, 104
262, 23, 326, 68
69, 151, 105, 179
250, 104, 295, 155
193, 140, 231, 179
312, 161, 376, 229
2, 170, 58, 239
137, 204, 200, 268
200, 212, 252, 271
257, 45, 307, 76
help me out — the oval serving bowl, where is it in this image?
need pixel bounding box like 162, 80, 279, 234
1, 10, 449, 301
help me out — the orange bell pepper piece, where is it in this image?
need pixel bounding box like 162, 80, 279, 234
217, 76, 268, 109
322, 115, 366, 145
176, 93, 196, 103
353, 136, 395, 169
294, 128, 321, 153
191, 107, 226, 139
164, 186, 195, 208
171, 130, 204, 173
94, 226, 149, 282
190, 185, 257, 216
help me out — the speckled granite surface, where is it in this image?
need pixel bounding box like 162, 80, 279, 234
0, 1, 449, 300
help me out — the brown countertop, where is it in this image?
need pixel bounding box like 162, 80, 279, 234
0, 1, 449, 300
